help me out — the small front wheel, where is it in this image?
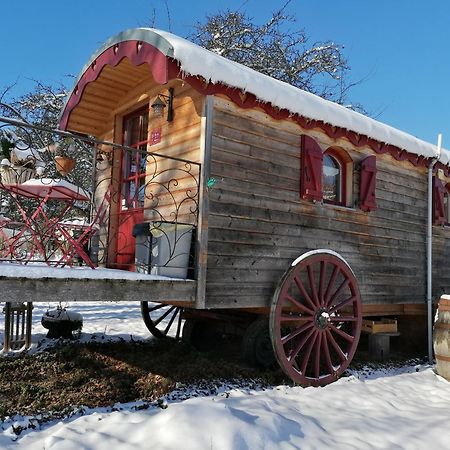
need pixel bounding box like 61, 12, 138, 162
140, 301, 183, 340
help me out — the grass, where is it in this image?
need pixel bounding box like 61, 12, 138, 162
0, 333, 427, 420
0, 339, 285, 418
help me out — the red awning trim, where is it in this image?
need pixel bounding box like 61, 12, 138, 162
59, 41, 175, 130
60, 41, 434, 170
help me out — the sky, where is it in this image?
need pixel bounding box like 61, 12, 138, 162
1, 0, 449, 146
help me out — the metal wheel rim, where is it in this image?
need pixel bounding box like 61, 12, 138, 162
270, 250, 362, 386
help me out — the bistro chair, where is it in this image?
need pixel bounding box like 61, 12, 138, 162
56, 188, 111, 269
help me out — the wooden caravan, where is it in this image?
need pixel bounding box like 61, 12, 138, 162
38, 28, 450, 385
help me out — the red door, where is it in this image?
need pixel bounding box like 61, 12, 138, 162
115, 108, 149, 270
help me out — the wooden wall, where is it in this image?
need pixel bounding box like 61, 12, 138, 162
142, 81, 203, 225
204, 95, 449, 311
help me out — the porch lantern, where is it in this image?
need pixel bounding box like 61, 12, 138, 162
151, 88, 174, 122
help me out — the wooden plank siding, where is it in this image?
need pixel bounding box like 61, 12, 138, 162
143, 84, 203, 225
204, 96, 447, 311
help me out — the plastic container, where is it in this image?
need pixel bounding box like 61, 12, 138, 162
133, 222, 152, 274
150, 222, 194, 278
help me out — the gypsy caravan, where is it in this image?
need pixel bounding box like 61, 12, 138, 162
1, 28, 449, 386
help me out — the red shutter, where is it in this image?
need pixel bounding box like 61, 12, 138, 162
300, 135, 323, 201
360, 155, 377, 212
433, 176, 446, 225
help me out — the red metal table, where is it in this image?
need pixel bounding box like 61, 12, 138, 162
0, 178, 91, 266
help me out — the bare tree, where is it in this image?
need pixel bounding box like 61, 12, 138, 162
0, 82, 93, 190
5, 81, 68, 130
190, 3, 363, 110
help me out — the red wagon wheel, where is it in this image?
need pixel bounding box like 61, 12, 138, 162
270, 250, 362, 387
140, 301, 184, 340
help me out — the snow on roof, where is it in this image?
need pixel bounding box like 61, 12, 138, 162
72, 28, 450, 165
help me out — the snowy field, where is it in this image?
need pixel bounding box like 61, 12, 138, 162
1, 301, 450, 450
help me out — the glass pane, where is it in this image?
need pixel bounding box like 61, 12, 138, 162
138, 177, 146, 207
121, 109, 149, 210
323, 154, 341, 202
139, 148, 147, 175
121, 181, 136, 209
126, 116, 141, 147
140, 114, 149, 142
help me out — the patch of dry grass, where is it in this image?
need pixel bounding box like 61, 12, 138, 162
0, 339, 284, 418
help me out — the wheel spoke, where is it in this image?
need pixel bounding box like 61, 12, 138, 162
318, 261, 327, 306
328, 295, 357, 314
326, 278, 350, 308
326, 328, 347, 362
324, 265, 340, 305
281, 293, 314, 316
300, 330, 318, 375
175, 311, 183, 340
307, 264, 320, 307
280, 314, 312, 323
293, 276, 317, 310
153, 305, 177, 326
163, 307, 179, 335
287, 326, 316, 362
281, 320, 314, 345
329, 316, 358, 323
147, 303, 166, 313
329, 323, 354, 343
321, 332, 334, 374
314, 332, 323, 379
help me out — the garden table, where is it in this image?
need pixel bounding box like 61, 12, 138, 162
0, 178, 90, 265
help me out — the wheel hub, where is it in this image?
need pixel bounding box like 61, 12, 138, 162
315, 308, 330, 329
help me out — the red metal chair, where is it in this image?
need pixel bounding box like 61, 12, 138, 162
56, 189, 111, 268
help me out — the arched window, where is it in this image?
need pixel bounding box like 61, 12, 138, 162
322, 151, 345, 205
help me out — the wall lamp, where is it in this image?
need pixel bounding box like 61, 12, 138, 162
151, 87, 174, 122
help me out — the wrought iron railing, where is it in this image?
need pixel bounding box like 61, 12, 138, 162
0, 113, 201, 278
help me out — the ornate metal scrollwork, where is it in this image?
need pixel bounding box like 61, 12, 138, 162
0, 111, 201, 277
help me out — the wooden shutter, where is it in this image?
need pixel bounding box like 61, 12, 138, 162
360, 155, 377, 212
300, 135, 323, 201
433, 176, 446, 225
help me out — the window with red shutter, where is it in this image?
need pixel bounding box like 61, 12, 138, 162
300, 135, 323, 201
360, 155, 377, 212
432, 176, 446, 225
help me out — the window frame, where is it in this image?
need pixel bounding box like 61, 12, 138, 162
120, 107, 150, 212
322, 148, 347, 206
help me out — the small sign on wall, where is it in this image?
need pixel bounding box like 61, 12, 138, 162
150, 128, 161, 145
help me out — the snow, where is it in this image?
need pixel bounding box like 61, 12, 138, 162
0, 262, 180, 281
19, 178, 90, 200
1, 301, 449, 449
148, 29, 449, 164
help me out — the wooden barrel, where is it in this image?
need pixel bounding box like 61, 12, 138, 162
434, 295, 450, 381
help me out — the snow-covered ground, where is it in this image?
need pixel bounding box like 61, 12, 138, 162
1, 301, 450, 449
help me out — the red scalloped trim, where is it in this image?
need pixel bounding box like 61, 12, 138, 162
60, 41, 435, 170
185, 77, 432, 168
60, 41, 173, 130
